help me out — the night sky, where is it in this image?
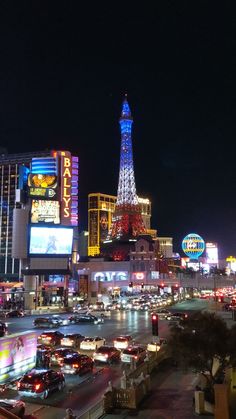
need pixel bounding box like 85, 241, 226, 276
0, 3, 235, 258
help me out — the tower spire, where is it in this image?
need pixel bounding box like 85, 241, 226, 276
106, 98, 146, 246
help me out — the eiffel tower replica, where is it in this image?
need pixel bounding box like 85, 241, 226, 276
101, 96, 146, 261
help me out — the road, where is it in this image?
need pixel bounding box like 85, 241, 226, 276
1, 298, 209, 417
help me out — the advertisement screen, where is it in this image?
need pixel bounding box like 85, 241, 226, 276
206, 243, 218, 264
31, 200, 60, 224
0, 331, 37, 384
28, 174, 57, 188
29, 226, 73, 256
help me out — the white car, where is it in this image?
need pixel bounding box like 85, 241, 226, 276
113, 335, 133, 350
80, 336, 106, 351
147, 338, 167, 352
52, 315, 70, 326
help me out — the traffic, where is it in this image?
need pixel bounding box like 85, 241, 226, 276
0, 294, 212, 417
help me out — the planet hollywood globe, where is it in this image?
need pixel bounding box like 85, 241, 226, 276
182, 233, 205, 260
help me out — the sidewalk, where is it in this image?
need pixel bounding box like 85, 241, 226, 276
101, 362, 208, 419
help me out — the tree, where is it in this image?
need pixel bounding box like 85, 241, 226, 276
167, 311, 229, 397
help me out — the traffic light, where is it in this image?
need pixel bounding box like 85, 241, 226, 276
141, 282, 144, 289
151, 313, 159, 336
129, 282, 133, 288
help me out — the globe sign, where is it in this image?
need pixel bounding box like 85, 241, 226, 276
182, 233, 205, 259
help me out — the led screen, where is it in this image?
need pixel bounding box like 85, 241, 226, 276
31, 200, 60, 224
0, 331, 37, 384
29, 226, 73, 256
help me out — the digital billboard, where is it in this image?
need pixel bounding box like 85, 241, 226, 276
206, 242, 218, 264
29, 226, 73, 256
31, 200, 60, 224
28, 174, 58, 200
0, 331, 37, 384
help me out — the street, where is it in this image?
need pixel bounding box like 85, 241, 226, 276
1, 298, 210, 418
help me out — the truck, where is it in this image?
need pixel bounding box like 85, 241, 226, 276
0, 330, 37, 386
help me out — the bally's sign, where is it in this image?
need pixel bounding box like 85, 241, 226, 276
61, 153, 72, 225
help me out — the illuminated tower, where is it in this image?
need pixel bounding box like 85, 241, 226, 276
102, 97, 146, 260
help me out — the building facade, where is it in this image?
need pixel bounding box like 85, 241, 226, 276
88, 192, 155, 256
0, 150, 79, 309
0, 151, 51, 279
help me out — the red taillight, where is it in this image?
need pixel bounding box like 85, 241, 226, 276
185, 314, 188, 318
73, 364, 79, 368
35, 383, 41, 391
105, 354, 108, 358
134, 355, 138, 360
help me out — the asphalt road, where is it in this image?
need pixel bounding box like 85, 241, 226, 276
1, 298, 209, 417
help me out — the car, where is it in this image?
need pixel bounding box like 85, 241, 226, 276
121, 346, 147, 364
51, 315, 70, 326
51, 348, 77, 365
113, 335, 133, 350
147, 338, 167, 353
80, 336, 106, 351
68, 314, 104, 325
61, 333, 85, 348
33, 317, 61, 328
166, 312, 188, 321
0, 399, 25, 418
93, 346, 121, 364
17, 369, 65, 399
5, 310, 24, 318
155, 309, 172, 319
61, 353, 94, 375
73, 304, 90, 314
0, 321, 8, 337
37, 331, 64, 346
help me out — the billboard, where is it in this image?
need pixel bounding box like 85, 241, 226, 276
31, 200, 60, 224
100, 211, 109, 241
0, 331, 37, 384
29, 226, 73, 256
28, 174, 58, 199
60, 152, 72, 225
206, 242, 218, 264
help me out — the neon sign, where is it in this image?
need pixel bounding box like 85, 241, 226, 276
61, 153, 72, 225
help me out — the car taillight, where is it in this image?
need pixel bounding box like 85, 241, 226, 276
35, 383, 42, 391
73, 364, 79, 368
105, 354, 108, 358
185, 314, 188, 318
134, 355, 138, 360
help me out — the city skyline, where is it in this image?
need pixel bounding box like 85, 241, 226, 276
1, 4, 235, 258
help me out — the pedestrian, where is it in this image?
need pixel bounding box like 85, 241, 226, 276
63, 408, 77, 419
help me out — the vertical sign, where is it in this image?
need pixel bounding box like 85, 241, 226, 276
60, 152, 72, 225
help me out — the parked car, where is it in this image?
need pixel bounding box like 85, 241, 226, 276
61, 354, 94, 375
17, 369, 65, 399
61, 333, 84, 348
37, 331, 64, 346
51, 347, 77, 365
0, 321, 8, 337
80, 336, 106, 351
113, 335, 133, 350
0, 399, 25, 418
121, 346, 147, 364
93, 346, 121, 364
68, 314, 104, 325
33, 317, 61, 328
5, 310, 24, 318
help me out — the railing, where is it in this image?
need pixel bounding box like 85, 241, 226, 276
78, 399, 104, 419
